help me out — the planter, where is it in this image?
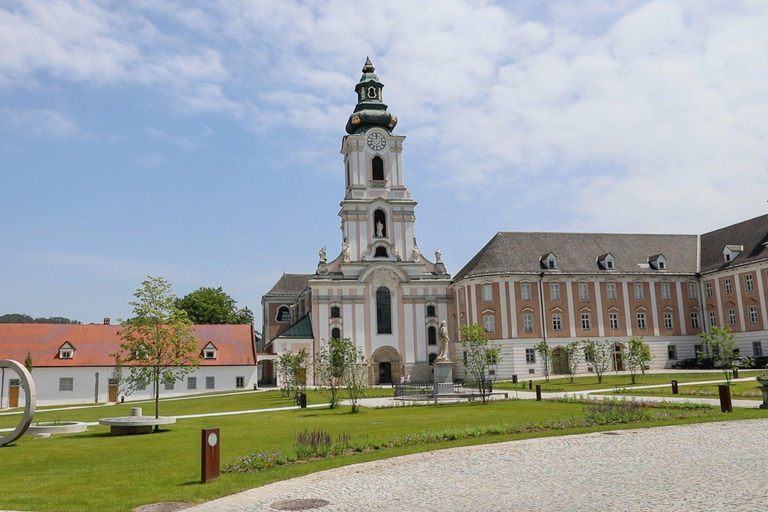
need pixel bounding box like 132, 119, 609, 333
27, 422, 88, 436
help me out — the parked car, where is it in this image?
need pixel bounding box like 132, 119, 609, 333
753, 356, 768, 369
672, 358, 698, 369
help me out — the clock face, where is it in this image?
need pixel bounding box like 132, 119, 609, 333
367, 132, 386, 151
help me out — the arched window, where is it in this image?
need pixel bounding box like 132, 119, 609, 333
345, 161, 351, 188
331, 327, 341, 340
428, 326, 437, 346
426, 305, 436, 317
372, 156, 384, 181
374, 246, 389, 258
373, 209, 387, 237
376, 287, 392, 334
276, 306, 291, 322
330, 306, 340, 318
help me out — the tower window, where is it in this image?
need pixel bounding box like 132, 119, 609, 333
374, 246, 389, 258
372, 156, 384, 181
376, 287, 392, 334
331, 327, 341, 339
368, 86, 377, 98
276, 305, 291, 322
330, 306, 340, 318
426, 304, 436, 317
373, 209, 387, 237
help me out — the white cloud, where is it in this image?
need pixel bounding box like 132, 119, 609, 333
0, 107, 79, 137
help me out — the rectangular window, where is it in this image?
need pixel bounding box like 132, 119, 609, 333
136, 381, 146, 391
748, 305, 758, 324
550, 283, 560, 300
745, 274, 754, 292
661, 283, 671, 300
581, 313, 591, 330
206, 376, 215, 390
187, 377, 197, 390
634, 283, 644, 300
705, 282, 713, 299
552, 314, 562, 331
578, 283, 590, 301
753, 341, 763, 357
724, 278, 732, 295
483, 314, 495, 333
482, 284, 493, 302
59, 377, 74, 391
667, 345, 677, 360
727, 308, 737, 326
522, 314, 534, 332
663, 312, 674, 330
609, 312, 620, 331
164, 380, 174, 391
606, 283, 617, 301
204, 350, 216, 360
637, 313, 647, 330
687, 283, 698, 300
236, 376, 245, 389
525, 348, 536, 363
521, 283, 532, 301
709, 311, 717, 328
691, 312, 700, 329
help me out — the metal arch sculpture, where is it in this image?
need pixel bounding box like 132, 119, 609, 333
0, 359, 37, 446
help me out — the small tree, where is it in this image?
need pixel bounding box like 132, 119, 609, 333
562, 341, 581, 383
624, 336, 653, 384
699, 325, 743, 385
24, 352, 33, 373
342, 341, 369, 413
460, 324, 501, 404
582, 339, 612, 384
111, 354, 127, 399
115, 276, 201, 421
314, 337, 348, 409
534, 341, 552, 382
277, 349, 308, 400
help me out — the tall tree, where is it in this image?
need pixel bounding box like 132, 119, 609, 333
114, 276, 201, 421
175, 287, 254, 324
460, 324, 501, 404
699, 325, 743, 385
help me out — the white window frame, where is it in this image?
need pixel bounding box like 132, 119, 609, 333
663, 312, 674, 330
236, 376, 245, 389
578, 283, 590, 301
483, 314, 495, 333
745, 274, 754, 292
634, 283, 644, 300
606, 283, 617, 301
691, 312, 700, 329
550, 283, 560, 300
753, 341, 763, 357
552, 314, 562, 331
687, 283, 698, 300
705, 282, 713, 299
727, 308, 736, 326
482, 284, 493, 303
521, 283, 532, 301
525, 348, 536, 363
581, 313, 591, 330
724, 278, 733, 295
637, 313, 647, 330
709, 311, 717, 327
668, 345, 677, 360
609, 312, 619, 331
748, 305, 758, 324
522, 313, 534, 332
661, 283, 671, 300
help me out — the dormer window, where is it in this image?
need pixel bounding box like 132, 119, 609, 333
58, 342, 75, 360
202, 342, 217, 360
540, 252, 557, 270
723, 245, 743, 263
649, 254, 667, 270
598, 253, 615, 270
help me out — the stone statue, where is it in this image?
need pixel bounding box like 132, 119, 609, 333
319, 246, 327, 262
376, 220, 384, 238
436, 321, 450, 361
412, 246, 421, 263
361, 247, 370, 261
435, 248, 442, 264
395, 249, 402, 261
405, 189, 411, 199
342, 242, 351, 262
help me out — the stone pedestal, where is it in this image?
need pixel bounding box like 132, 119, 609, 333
433, 361, 454, 384
758, 381, 768, 409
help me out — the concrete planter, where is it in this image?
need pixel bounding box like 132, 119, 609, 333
27, 422, 88, 436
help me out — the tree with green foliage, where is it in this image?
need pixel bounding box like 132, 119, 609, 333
342, 341, 369, 413
24, 352, 33, 373
175, 287, 254, 324
582, 339, 612, 383
562, 341, 582, 383
111, 354, 126, 401
114, 276, 201, 421
0, 313, 80, 324
623, 336, 654, 384
314, 337, 348, 409
277, 349, 308, 400
460, 324, 501, 404
699, 325, 745, 385
534, 341, 553, 382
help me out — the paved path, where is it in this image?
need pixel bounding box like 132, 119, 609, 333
188, 419, 768, 512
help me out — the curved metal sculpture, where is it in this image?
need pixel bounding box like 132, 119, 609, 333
0, 360, 37, 446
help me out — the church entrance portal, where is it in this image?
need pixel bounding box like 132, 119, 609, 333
379, 362, 392, 384
371, 346, 401, 385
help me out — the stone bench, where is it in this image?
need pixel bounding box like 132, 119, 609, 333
98, 407, 176, 435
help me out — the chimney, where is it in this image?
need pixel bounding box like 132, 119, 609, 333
103, 317, 110, 325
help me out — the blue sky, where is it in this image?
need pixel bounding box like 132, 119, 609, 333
2, 0, 768, 328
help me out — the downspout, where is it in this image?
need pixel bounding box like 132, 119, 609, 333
1, 368, 4, 409
539, 272, 547, 343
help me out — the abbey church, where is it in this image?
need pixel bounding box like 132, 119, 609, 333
262, 59, 768, 385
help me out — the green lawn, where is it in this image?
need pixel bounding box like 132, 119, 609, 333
1, 394, 766, 511
0, 388, 393, 429
608, 380, 766, 401
495, 371, 763, 393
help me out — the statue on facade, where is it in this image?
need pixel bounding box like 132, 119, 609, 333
361, 247, 370, 261
435, 248, 442, 264
376, 220, 384, 238
342, 242, 351, 262
319, 246, 327, 263
436, 320, 450, 361
395, 249, 402, 261
412, 246, 421, 263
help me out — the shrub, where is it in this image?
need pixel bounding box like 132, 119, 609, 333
222, 452, 286, 473
295, 428, 333, 459
583, 398, 651, 423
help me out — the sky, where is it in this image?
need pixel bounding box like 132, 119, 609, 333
1, 0, 768, 329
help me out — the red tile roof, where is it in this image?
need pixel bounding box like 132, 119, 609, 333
0, 324, 256, 367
